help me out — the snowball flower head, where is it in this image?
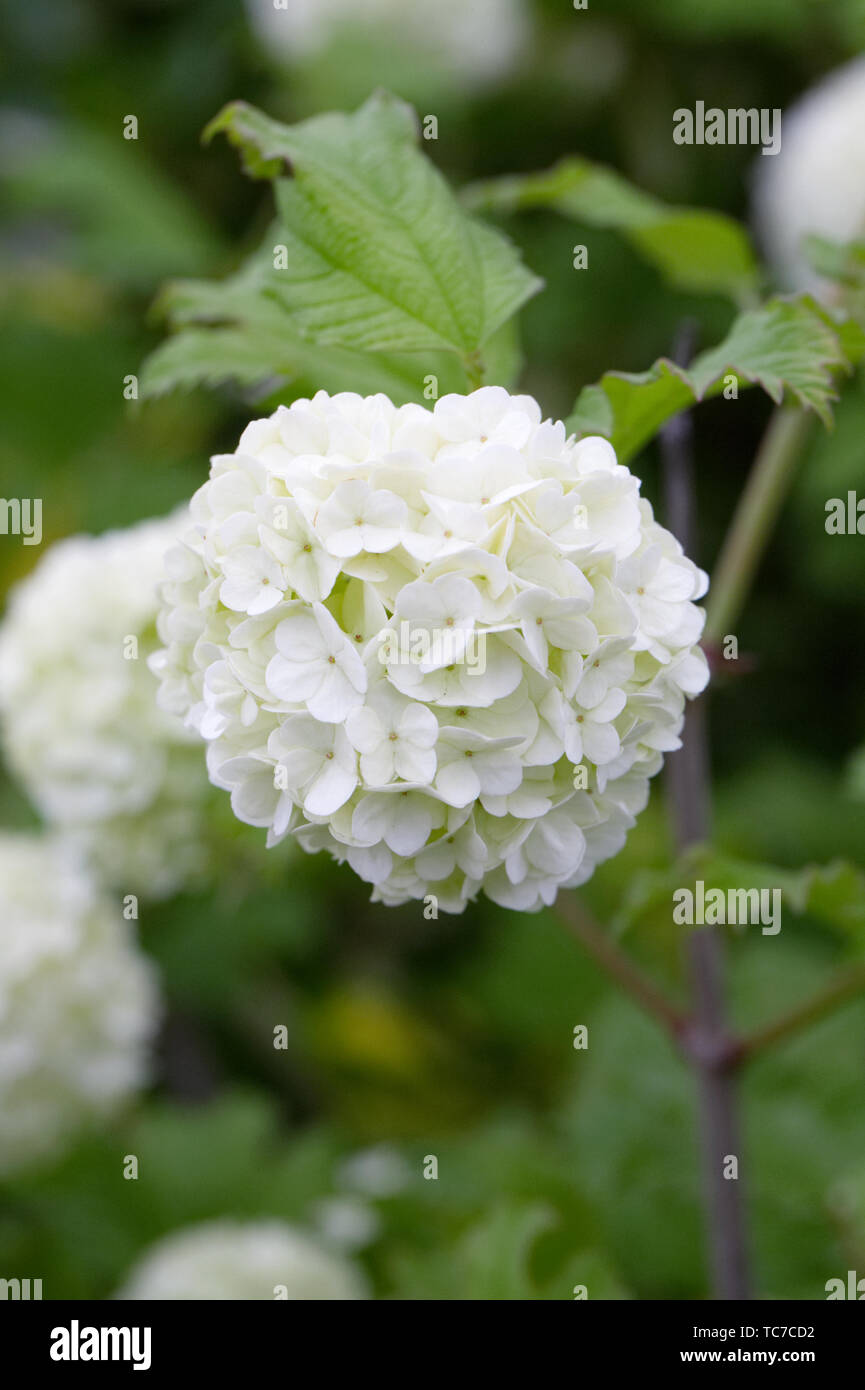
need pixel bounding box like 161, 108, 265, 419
753, 56, 865, 296
0, 833, 158, 1176
116, 1220, 368, 1300
244, 0, 528, 85
153, 387, 708, 914
0, 512, 212, 898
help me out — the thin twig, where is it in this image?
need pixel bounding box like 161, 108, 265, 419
463, 350, 487, 390
735, 963, 865, 1064
553, 893, 686, 1038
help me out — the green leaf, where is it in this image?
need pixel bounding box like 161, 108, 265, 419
804, 234, 865, 290
803, 236, 865, 326
205, 94, 541, 362
465, 157, 759, 301
566, 296, 859, 463
453, 1199, 627, 1299
615, 846, 865, 956
141, 96, 538, 401
777, 861, 865, 948
456, 1201, 556, 1300
140, 327, 294, 397
553, 1248, 630, 1301
140, 249, 484, 405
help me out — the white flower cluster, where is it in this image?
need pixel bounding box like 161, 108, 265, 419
245, 0, 528, 84
753, 56, 865, 296
153, 387, 708, 913
0, 832, 158, 1176
0, 513, 212, 898
116, 1220, 367, 1300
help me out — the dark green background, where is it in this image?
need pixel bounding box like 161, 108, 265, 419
1, 0, 864, 1299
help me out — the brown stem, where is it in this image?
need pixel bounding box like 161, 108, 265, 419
684, 931, 752, 1300
661, 340, 752, 1301
553, 893, 686, 1038
735, 963, 865, 1064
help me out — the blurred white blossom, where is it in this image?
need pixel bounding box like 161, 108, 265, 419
312, 1195, 380, 1251
153, 388, 708, 914
244, 0, 529, 85
337, 1143, 411, 1197
0, 832, 158, 1176
116, 1219, 368, 1299
753, 56, 865, 296
0, 512, 212, 898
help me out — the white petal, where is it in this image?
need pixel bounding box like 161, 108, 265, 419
305, 760, 357, 816
435, 759, 481, 807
